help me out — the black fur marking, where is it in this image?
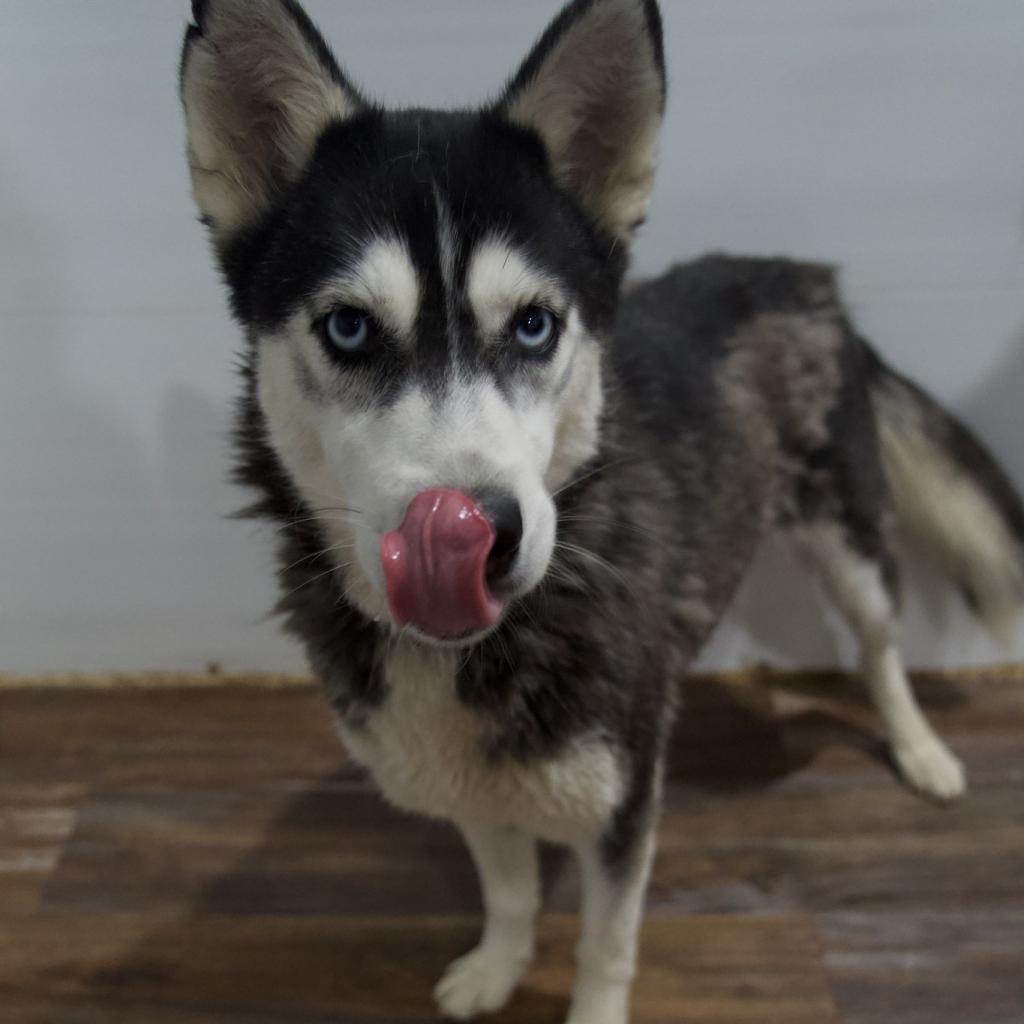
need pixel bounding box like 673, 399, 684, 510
289, 347, 326, 404
215, 108, 624, 410
796, 330, 891, 538
602, 766, 659, 876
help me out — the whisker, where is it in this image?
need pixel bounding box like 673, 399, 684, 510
557, 513, 662, 542
515, 598, 546, 640
311, 505, 364, 517
279, 541, 356, 577
279, 559, 352, 601
274, 513, 361, 535
543, 557, 598, 600
493, 628, 515, 674
549, 456, 634, 500
555, 541, 641, 601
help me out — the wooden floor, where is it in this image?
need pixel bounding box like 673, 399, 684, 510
1, 667, 1023, 1023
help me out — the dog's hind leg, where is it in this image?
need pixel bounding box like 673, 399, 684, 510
793, 521, 966, 800
434, 823, 539, 1020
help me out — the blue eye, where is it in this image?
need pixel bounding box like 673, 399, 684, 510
513, 306, 557, 353
325, 307, 371, 352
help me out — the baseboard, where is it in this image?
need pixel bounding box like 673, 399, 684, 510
0, 669, 311, 690
1, 662, 1023, 690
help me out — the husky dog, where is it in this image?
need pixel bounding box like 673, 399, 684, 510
180, 1, 1024, 1020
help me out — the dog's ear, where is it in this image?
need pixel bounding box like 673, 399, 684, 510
180, 0, 363, 238
499, 0, 665, 242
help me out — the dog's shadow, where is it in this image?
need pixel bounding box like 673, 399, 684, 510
669, 667, 967, 792
36, 768, 577, 1023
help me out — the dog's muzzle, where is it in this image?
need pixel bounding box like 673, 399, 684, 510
380, 488, 522, 640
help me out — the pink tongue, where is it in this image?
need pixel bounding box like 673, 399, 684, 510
380, 488, 503, 639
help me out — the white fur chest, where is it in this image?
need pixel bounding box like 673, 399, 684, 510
337, 643, 624, 844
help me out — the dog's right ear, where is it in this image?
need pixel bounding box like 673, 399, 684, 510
180, 0, 363, 239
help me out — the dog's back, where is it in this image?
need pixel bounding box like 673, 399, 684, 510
607, 252, 1024, 800
617, 253, 1024, 653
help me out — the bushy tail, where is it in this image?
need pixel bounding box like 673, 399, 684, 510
867, 348, 1024, 645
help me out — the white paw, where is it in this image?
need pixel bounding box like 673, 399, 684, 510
565, 975, 629, 1024
894, 735, 966, 800
565, 1011, 626, 1024
435, 944, 527, 1020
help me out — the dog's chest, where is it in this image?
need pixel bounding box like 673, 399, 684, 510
336, 645, 623, 842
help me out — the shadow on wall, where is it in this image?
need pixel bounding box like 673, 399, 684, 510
0, 149, 256, 669
158, 383, 232, 509
0, 151, 154, 599
913, 326, 1024, 656
963, 326, 1024, 488
9, 178, 141, 472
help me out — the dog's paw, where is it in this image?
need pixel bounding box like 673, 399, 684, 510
565, 975, 629, 1024
565, 1010, 627, 1024
894, 736, 966, 801
434, 945, 527, 1020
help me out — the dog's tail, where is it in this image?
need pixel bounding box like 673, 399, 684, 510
866, 346, 1024, 645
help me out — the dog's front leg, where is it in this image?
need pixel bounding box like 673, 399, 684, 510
566, 823, 656, 1024
435, 822, 540, 1020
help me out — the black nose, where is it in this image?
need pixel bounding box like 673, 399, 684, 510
478, 492, 523, 588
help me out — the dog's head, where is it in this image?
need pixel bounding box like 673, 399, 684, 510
181, 0, 665, 644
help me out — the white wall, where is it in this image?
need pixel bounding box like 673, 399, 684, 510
0, 1, 1021, 674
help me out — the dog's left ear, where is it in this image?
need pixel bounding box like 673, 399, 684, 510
499, 0, 665, 242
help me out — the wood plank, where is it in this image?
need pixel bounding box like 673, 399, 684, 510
43, 772, 1024, 920
0, 914, 836, 1024
821, 911, 1024, 1024
0, 687, 347, 788
0, 782, 82, 917
651, 825, 1024, 915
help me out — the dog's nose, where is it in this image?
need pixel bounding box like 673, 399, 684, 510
478, 492, 523, 588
